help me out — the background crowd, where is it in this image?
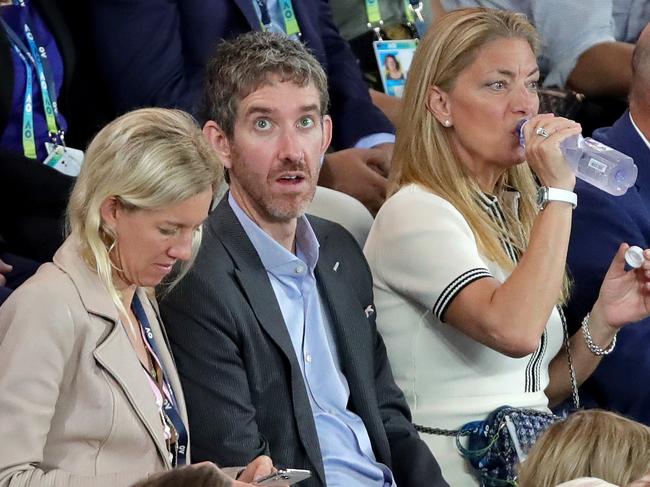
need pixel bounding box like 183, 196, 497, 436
1, 1, 649, 486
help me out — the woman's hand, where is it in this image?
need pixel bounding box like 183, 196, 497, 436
594, 243, 650, 329
523, 113, 582, 191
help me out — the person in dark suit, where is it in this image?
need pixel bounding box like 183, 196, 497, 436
159, 32, 447, 487
90, 0, 395, 214
564, 24, 650, 426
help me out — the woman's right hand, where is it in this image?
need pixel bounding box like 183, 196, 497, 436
522, 113, 582, 191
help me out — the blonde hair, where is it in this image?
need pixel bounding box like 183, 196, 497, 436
390, 8, 573, 298
518, 410, 650, 487
67, 107, 223, 316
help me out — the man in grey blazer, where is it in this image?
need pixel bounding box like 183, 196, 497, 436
159, 32, 447, 487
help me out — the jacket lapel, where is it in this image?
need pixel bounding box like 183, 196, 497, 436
232, 0, 263, 30
53, 237, 172, 467
596, 112, 648, 195
234, 266, 295, 356
93, 322, 172, 467
311, 221, 392, 463
313, 234, 371, 404
212, 200, 295, 359
616, 112, 650, 196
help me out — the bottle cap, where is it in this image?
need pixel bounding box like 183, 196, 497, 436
625, 245, 645, 268
517, 119, 528, 148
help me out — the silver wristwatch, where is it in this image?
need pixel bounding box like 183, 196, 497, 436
536, 186, 578, 210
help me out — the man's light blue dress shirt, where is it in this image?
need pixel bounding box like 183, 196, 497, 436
229, 194, 395, 487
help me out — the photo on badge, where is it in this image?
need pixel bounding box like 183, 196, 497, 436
373, 39, 418, 98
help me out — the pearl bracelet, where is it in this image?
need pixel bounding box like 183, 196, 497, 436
581, 313, 617, 356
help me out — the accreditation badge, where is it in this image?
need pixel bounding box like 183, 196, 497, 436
44, 142, 84, 177
373, 39, 418, 98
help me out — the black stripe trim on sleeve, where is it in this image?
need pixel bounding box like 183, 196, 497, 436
524, 329, 547, 392
534, 330, 548, 390
433, 268, 492, 321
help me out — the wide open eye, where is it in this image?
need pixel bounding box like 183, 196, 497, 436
298, 117, 315, 129
255, 118, 272, 130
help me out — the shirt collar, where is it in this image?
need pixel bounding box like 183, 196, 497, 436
476, 188, 521, 216
629, 111, 650, 151
228, 193, 320, 273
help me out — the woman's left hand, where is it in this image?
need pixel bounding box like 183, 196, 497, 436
596, 243, 650, 328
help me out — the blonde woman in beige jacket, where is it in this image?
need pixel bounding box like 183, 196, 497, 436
0, 108, 274, 486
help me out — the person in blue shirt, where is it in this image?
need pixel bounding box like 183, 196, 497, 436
158, 32, 448, 487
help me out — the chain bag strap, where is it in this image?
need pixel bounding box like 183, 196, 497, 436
414, 306, 580, 485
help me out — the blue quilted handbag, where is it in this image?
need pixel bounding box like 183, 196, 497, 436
414, 308, 579, 486
456, 406, 560, 486
415, 406, 560, 486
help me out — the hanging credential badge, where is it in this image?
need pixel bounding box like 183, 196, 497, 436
373, 39, 417, 98
44, 142, 84, 177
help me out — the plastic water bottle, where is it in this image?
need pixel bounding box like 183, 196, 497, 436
517, 120, 637, 196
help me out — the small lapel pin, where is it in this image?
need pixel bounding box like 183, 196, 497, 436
365, 305, 375, 318
333, 261, 340, 272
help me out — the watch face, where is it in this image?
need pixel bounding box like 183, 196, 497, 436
536, 186, 548, 208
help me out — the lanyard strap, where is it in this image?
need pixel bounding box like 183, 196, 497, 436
0, 10, 63, 156
278, 0, 299, 37
132, 294, 188, 466
254, 0, 300, 37
364, 0, 384, 38
365, 0, 382, 25
10, 0, 57, 98
0, 14, 59, 132
405, 0, 426, 38
23, 22, 59, 134
11, 44, 37, 158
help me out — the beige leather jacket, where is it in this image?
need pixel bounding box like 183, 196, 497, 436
0, 236, 190, 486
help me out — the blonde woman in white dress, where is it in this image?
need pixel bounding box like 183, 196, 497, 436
364, 8, 650, 485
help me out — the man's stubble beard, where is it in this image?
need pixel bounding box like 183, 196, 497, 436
229, 151, 318, 222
